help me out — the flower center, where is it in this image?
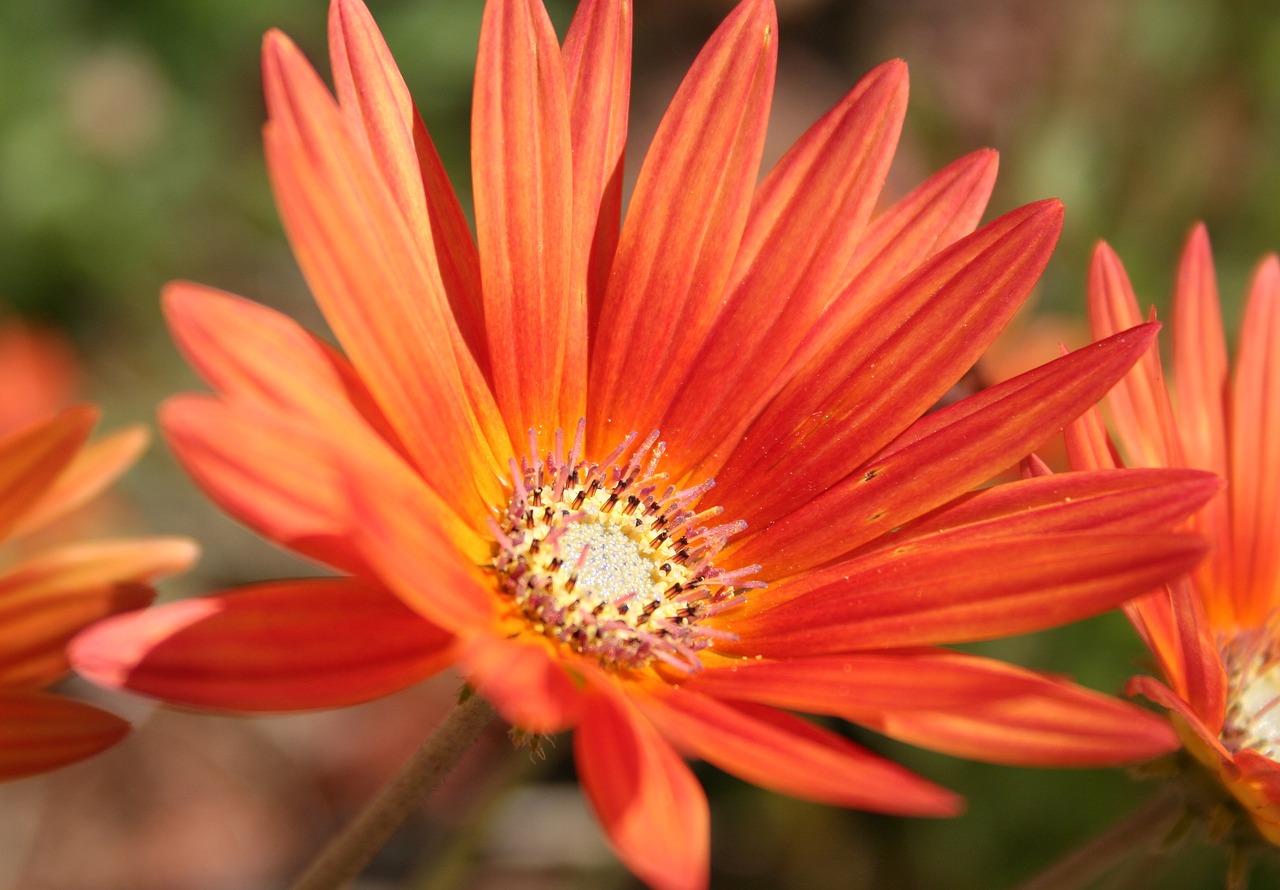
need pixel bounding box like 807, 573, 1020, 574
490, 422, 760, 672
1221, 629, 1280, 759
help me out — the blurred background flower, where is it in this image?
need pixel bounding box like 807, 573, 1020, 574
1, 0, 1279, 887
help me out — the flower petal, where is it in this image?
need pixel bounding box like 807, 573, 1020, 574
1086, 243, 1181, 468
0, 690, 127, 781
588, 0, 777, 448
562, 0, 631, 334
575, 685, 708, 890
661, 60, 909, 477
683, 649, 1048, 718
458, 635, 582, 734
473, 0, 579, 437
639, 689, 961, 815
867, 676, 1179, 766
162, 395, 373, 575
0, 537, 196, 687
725, 532, 1206, 654
262, 31, 510, 524
1230, 254, 1280, 627
885, 467, 1220, 545
10, 425, 147, 541
731, 324, 1162, 579
0, 406, 97, 543
163, 282, 404, 451
69, 578, 450, 711
1172, 224, 1233, 624
328, 0, 488, 369
714, 200, 1062, 536
345, 442, 497, 634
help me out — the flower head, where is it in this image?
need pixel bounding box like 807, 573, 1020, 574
0, 398, 196, 780
1069, 225, 1280, 848
72, 0, 1214, 886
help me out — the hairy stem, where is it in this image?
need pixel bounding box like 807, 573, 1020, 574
290, 690, 498, 890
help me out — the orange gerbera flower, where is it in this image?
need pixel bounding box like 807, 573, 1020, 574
0, 402, 197, 780
1069, 225, 1280, 847
72, 0, 1214, 886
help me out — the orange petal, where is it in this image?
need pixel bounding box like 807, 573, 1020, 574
575, 685, 708, 890
725, 532, 1206, 654
661, 60, 908, 478
0, 322, 78, 438
262, 31, 510, 524
328, 0, 488, 371
639, 689, 961, 816
1172, 225, 1234, 623
164, 282, 405, 451
0, 405, 97, 543
346, 442, 497, 634
1230, 255, 1280, 626
162, 395, 375, 575
683, 649, 1049, 718
10, 425, 147, 541
562, 0, 631, 337
69, 578, 450, 711
0, 537, 196, 687
714, 200, 1062, 535
731, 322, 1159, 579
888, 467, 1220, 545
0, 690, 128, 781
867, 676, 1179, 766
588, 0, 777, 449
1087, 243, 1181, 468
458, 635, 582, 734
473, 0, 579, 437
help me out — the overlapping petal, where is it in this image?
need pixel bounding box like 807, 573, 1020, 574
0, 691, 128, 781
69, 578, 448, 711
0, 406, 96, 542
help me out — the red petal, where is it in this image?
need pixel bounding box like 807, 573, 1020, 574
69, 578, 451, 711
458, 636, 582, 734
725, 532, 1206, 654
262, 31, 510, 523
576, 685, 708, 890
328, 0, 488, 370
0, 690, 127, 781
683, 649, 1048, 718
639, 689, 961, 815
0, 537, 195, 687
588, 0, 777, 448
473, 0, 580, 437
731, 324, 1162, 579
1087, 243, 1181, 468
661, 60, 908, 478
868, 675, 1179, 766
0, 406, 96, 543
887, 467, 1220, 545
1172, 225, 1233, 624
11, 425, 147, 540
714, 200, 1062, 536
562, 0, 631, 335
1231, 255, 1280, 626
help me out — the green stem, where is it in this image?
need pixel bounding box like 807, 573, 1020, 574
1016, 790, 1183, 890
289, 690, 498, 890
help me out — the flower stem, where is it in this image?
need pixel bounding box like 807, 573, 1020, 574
290, 690, 498, 890
1016, 790, 1183, 890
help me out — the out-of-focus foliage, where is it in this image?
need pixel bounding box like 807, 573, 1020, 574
1, 1, 1278, 888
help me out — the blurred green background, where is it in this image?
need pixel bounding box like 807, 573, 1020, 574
2, 0, 1279, 888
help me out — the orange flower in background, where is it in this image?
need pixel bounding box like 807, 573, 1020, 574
1069, 225, 1280, 846
0, 403, 197, 781
71, 0, 1214, 886
0, 320, 79, 437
